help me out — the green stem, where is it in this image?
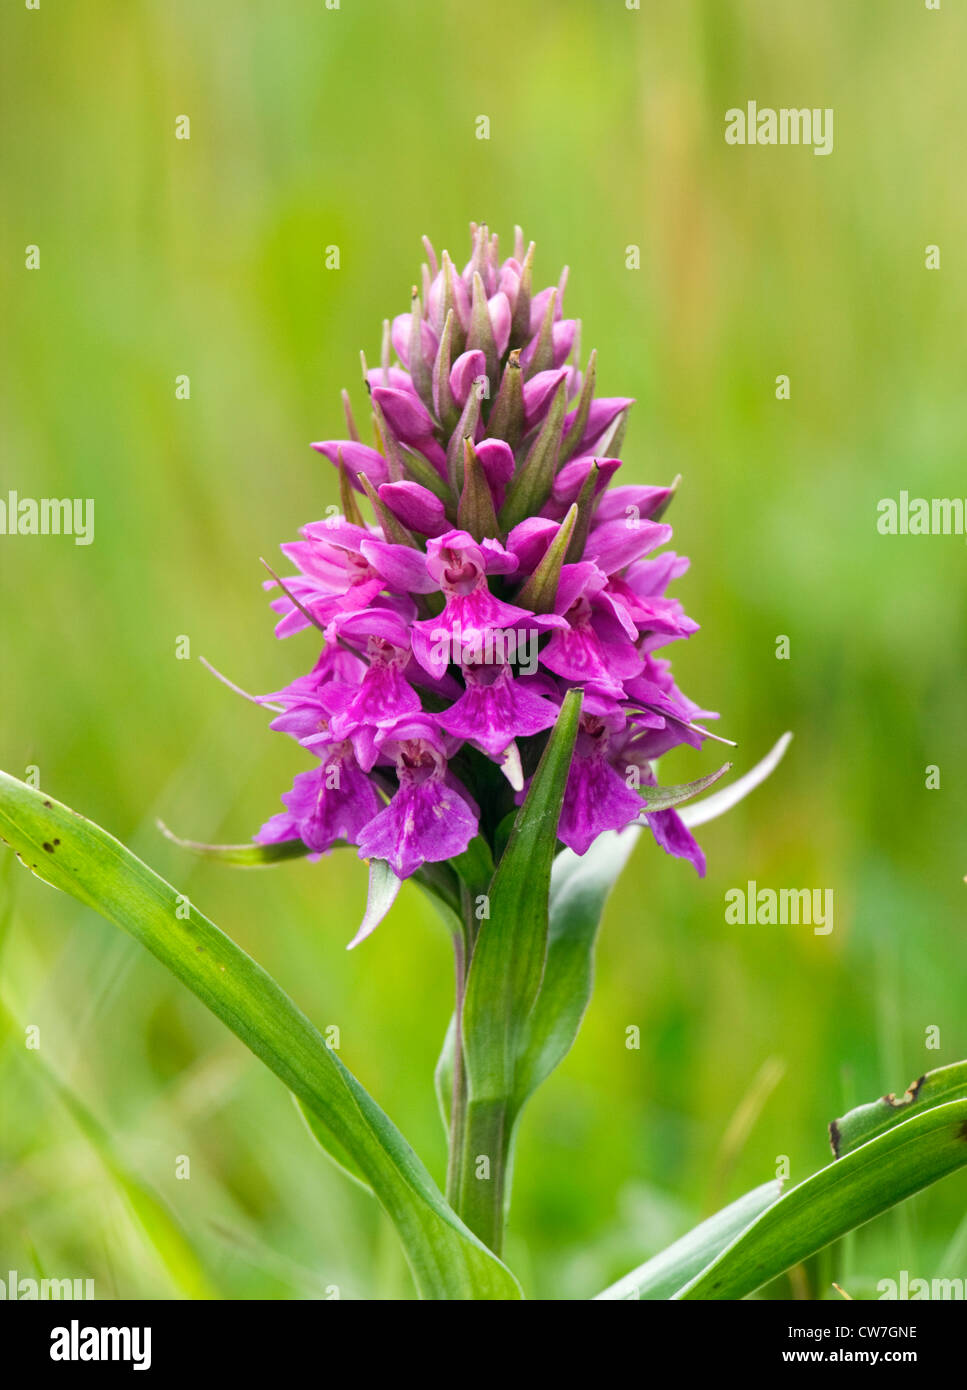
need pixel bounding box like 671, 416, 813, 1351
453, 1098, 512, 1256
445, 895, 514, 1257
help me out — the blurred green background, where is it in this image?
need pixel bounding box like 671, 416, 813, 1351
1, 0, 965, 1300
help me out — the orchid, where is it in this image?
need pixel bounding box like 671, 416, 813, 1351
4, 227, 964, 1305
256, 225, 719, 908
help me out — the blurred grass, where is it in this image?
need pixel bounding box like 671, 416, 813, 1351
1, 0, 964, 1299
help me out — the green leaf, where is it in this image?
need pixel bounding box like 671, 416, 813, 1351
502, 738, 793, 1182
157, 821, 315, 866
461, 688, 582, 1100
292, 1095, 373, 1192
513, 825, 640, 1107
452, 690, 581, 1249
830, 1060, 967, 1158
676, 1099, 967, 1300
595, 1181, 783, 1301
600, 1060, 967, 1302
0, 769, 522, 1301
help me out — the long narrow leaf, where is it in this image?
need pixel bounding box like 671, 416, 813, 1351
676, 1100, 967, 1300
461, 688, 582, 1099
518, 734, 794, 1109
453, 692, 581, 1247
830, 1060, 967, 1158
595, 1180, 782, 1300
0, 770, 521, 1301
514, 826, 640, 1106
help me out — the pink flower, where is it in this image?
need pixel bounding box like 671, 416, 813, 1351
254, 226, 717, 920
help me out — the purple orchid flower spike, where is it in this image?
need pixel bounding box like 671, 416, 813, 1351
242, 225, 784, 944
